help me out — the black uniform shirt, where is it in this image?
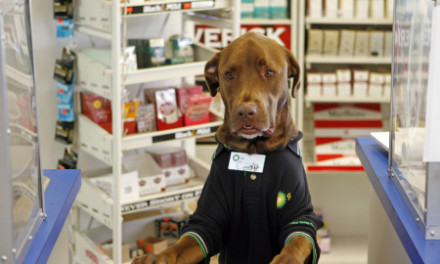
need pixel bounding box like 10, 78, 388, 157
181, 133, 323, 264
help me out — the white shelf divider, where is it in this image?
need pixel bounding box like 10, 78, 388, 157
306, 16, 393, 25
306, 55, 392, 65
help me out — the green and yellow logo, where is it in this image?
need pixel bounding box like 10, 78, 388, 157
277, 191, 292, 209
233, 154, 240, 161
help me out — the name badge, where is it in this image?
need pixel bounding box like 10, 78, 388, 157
228, 152, 266, 173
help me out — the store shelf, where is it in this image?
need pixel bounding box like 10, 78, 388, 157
78, 114, 221, 165
6, 65, 33, 90
306, 55, 392, 65
319, 236, 368, 264
75, 0, 228, 34
306, 16, 393, 26
241, 18, 291, 25
76, 43, 217, 99
76, 156, 209, 228
305, 95, 390, 104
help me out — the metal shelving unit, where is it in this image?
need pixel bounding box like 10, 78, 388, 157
72, 1, 240, 263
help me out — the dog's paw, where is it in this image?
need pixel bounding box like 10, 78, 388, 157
269, 253, 303, 264
131, 253, 172, 264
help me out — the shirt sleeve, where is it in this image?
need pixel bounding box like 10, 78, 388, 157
277, 155, 324, 264
181, 159, 231, 263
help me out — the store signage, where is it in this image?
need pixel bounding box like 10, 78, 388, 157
126, 1, 215, 14
152, 125, 219, 143
194, 24, 292, 49
121, 189, 203, 212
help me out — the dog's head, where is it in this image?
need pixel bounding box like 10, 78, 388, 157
205, 32, 301, 153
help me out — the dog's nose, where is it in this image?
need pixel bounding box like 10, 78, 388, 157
236, 103, 257, 120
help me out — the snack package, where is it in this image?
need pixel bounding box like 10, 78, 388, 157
154, 89, 183, 131
136, 104, 157, 133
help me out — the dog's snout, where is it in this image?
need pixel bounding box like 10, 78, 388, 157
236, 103, 258, 120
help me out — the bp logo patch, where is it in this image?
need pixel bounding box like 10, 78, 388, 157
233, 154, 240, 161
277, 191, 292, 209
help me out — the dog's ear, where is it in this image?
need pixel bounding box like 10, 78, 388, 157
205, 52, 220, 97
285, 49, 301, 98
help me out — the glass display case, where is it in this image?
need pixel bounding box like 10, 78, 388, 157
390, 0, 440, 239
0, 0, 46, 262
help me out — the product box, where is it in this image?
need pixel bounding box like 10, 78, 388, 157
123, 153, 166, 196
355, 0, 369, 18
241, 3, 254, 18
339, 0, 354, 18
322, 84, 337, 96
309, 0, 323, 17
99, 241, 131, 263
354, 31, 370, 57
170, 37, 194, 63
176, 86, 212, 126
371, 0, 385, 18
91, 171, 140, 203
353, 82, 368, 97
307, 84, 322, 96
148, 38, 166, 67
336, 69, 351, 83
368, 84, 383, 97
315, 137, 357, 155
339, 30, 355, 56
270, 0, 288, 19
58, 102, 76, 122
325, 0, 338, 18
308, 29, 324, 55
370, 31, 384, 57
322, 73, 337, 83
56, 81, 74, 103
323, 30, 339, 56
337, 83, 352, 97
383, 84, 391, 98
136, 104, 157, 133
353, 70, 369, 82
254, 0, 270, 18
146, 147, 190, 186
138, 237, 167, 255
124, 100, 140, 121
384, 31, 393, 57
145, 88, 183, 131
155, 217, 187, 238
307, 72, 322, 84
369, 72, 385, 84
80, 92, 112, 124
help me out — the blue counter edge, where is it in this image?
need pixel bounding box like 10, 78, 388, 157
23, 169, 81, 264
356, 137, 440, 264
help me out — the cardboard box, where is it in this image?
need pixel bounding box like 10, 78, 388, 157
123, 153, 166, 196
325, 0, 338, 18
91, 171, 140, 203
145, 88, 183, 131
369, 84, 383, 97
270, 0, 288, 19
322, 84, 337, 96
336, 69, 351, 83
354, 31, 370, 57
339, 0, 354, 18
353, 82, 368, 97
355, 0, 369, 18
323, 30, 339, 56
370, 31, 384, 57
139, 237, 168, 255
80, 92, 112, 124
371, 0, 385, 18
309, 0, 323, 17
175, 86, 212, 126
308, 29, 324, 55
353, 70, 369, 82
369, 72, 385, 84
307, 72, 322, 84
147, 147, 190, 186
337, 83, 352, 97
100, 241, 131, 262
322, 73, 337, 83
339, 30, 355, 56
241, 3, 254, 18
307, 84, 322, 96
254, 0, 270, 18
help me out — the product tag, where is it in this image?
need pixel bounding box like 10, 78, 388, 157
228, 152, 266, 173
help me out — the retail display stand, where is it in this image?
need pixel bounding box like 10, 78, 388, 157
23, 169, 81, 264
72, 1, 240, 263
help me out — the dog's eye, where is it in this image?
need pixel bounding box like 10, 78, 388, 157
265, 70, 274, 77
224, 71, 235, 80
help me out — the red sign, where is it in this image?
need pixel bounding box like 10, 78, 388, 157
194, 24, 292, 50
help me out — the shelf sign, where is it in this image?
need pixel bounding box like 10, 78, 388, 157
194, 24, 292, 50
121, 189, 203, 212
152, 125, 220, 143
125, 1, 215, 14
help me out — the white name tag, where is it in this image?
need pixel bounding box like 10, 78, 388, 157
228, 152, 266, 173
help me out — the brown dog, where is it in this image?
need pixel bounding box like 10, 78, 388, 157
132, 32, 322, 264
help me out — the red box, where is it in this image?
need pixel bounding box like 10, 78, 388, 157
80, 92, 112, 123
175, 86, 212, 126
145, 88, 183, 131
